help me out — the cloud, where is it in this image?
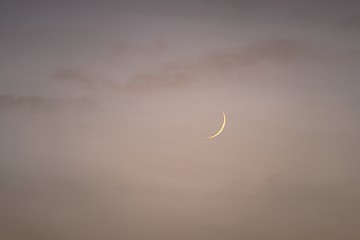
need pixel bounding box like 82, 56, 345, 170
120, 39, 328, 89
50, 39, 360, 94
52, 68, 94, 87
51, 65, 193, 93
0, 95, 97, 112
124, 63, 194, 92
199, 39, 306, 72
111, 39, 167, 57
50, 39, 304, 90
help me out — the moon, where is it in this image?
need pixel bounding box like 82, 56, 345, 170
207, 111, 226, 139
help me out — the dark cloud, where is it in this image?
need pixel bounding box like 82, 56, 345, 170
112, 39, 167, 57
50, 39, 360, 94
51, 65, 192, 93
201, 39, 360, 71
52, 68, 95, 89
123, 39, 360, 91
201, 39, 306, 70
0, 95, 97, 112
125, 72, 191, 92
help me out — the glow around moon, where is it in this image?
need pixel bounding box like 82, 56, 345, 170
207, 111, 226, 139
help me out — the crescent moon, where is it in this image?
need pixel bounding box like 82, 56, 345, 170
207, 111, 226, 139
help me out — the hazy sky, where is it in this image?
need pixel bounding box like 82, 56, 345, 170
1, 1, 360, 239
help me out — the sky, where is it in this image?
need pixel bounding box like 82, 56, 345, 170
1, 0, 360, 239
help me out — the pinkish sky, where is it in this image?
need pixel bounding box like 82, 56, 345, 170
1, 1, 360, 239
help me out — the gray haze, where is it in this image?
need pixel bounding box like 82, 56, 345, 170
1, 1, 360, 239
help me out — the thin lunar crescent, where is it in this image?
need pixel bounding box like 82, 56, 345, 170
207, 111, 226, 139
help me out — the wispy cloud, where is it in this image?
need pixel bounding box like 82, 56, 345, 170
52, 68, 95, 88
49, 39, 360, 94
206, 39, 305, 67
111, 39, 167, 57
0, 95, 97, 112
